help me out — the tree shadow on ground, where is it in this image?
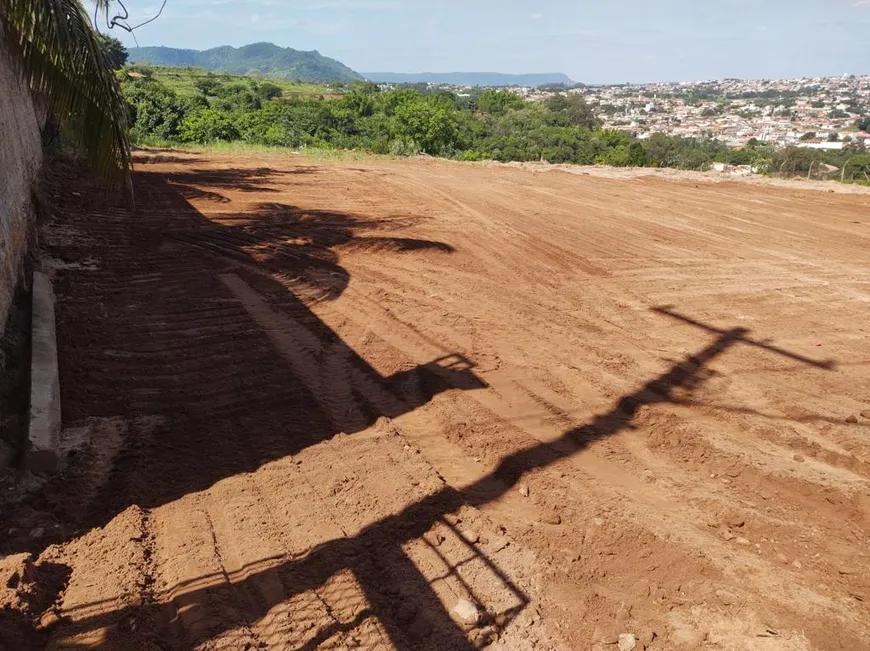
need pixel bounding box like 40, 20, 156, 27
0, 159, 837, 651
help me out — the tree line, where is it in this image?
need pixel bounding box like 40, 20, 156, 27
119, 72, 870, 181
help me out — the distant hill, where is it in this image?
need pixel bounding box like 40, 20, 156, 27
128, 43, 363, 84
362, 71, 575, 87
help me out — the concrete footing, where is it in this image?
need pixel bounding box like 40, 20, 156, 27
27, 272, 61, 474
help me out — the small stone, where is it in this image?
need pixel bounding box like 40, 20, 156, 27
471, 626, 497, 649
444, 513, 461, 526
716, 589, 735, 605
518, 484, 530, 497
838, 566, 856, 575
860, 410, 870, 420
792, 560, 803, 570
618, 633, 637, 651
424, 531, 446, 547
460, 529, 480, 544
29, 527, 45, 539
541, 513, 562, 525
776, 553, 789, 564
38, 610, 61, 631
736, 537, 750, 546
722, 510, 745, 528
452, 599, 481, 626
846, 415, 858, 424
793, 454, 805, 462
719, 526, 734, 541
488, 536, 509, 553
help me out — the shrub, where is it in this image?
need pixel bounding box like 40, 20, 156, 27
179, 108, 240, 143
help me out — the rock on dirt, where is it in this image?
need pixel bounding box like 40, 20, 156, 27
721, 510, 745, 527
470, 625, 498, 649
452, 598, 482, 626
618, 632, 637, 651
541, 512, 562, 525
460, 529, 480, 544
860, 410, 870, 420
846, 415, 858, 424
518, 484, 530, 497
488, 536, 510, 553
424, 530, 446, 547
37, 609, 61, 631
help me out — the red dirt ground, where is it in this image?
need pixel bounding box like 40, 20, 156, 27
2, 152, 870, 651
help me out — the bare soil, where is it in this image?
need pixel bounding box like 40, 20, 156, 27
2, 152, 869, 651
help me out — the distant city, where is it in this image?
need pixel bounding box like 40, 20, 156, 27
377, 75, 870, 151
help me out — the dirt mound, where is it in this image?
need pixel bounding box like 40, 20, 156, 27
0, 553, 68, 649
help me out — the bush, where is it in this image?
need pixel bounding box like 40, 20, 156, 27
179, 108, 240, 143
124, 79, 189, 141
389, 137, 421, 156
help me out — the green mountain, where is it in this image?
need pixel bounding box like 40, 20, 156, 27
128, 43, 362, 84
362, 72, 575, 87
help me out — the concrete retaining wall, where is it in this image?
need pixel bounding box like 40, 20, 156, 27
0, 26, 43, 334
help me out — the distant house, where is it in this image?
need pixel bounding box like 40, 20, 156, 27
797, 139, 844, 151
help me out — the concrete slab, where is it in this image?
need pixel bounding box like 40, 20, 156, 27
27, 272, 61, 474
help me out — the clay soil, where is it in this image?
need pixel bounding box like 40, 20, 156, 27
2, 152, 870, 651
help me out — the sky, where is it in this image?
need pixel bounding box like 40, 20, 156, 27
98, 0, 870, 84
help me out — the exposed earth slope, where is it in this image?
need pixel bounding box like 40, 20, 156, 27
2, 153, 869, 651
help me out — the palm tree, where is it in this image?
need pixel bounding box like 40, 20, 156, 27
0, 0, 131, 182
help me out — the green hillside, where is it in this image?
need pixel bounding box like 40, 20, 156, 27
128, 42, 362, 84
129, 66, 333, 99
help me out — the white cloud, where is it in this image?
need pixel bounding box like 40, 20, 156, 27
531, 13, 544, 20
856, 0, 870, 6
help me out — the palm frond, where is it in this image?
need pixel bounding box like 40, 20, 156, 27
0, 0, 131, 185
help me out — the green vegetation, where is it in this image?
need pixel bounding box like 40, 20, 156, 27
124, 65, 332, 100
128, 42, 362, 84
98, 33, 129, 70
0, 0, 130, 180
121, 74, 869, 181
